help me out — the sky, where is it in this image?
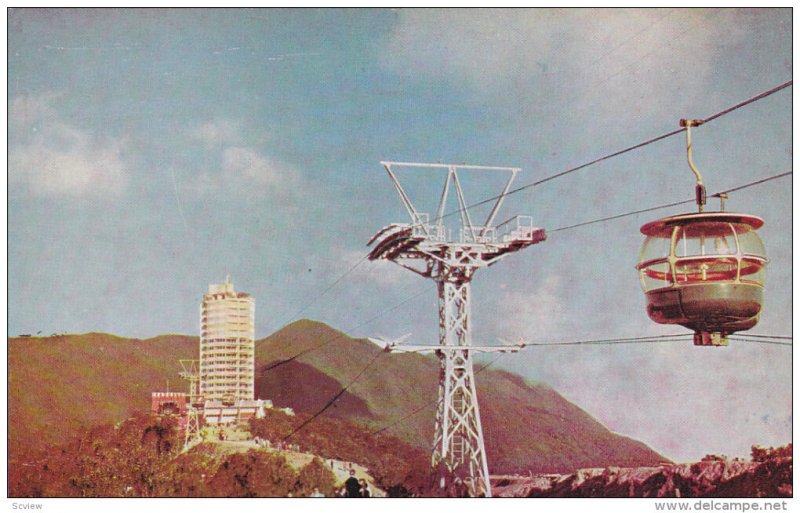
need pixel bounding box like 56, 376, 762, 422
7, 8, 793, 464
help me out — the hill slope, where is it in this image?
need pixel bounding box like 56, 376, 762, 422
255, 320, 665, 473
8, 333, 197, 452
9, 320, 665, 473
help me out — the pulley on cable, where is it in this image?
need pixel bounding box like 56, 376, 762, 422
636, 119, 768, 347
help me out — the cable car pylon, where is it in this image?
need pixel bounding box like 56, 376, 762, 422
367, 161, 546, 497
179, 359, 203, 451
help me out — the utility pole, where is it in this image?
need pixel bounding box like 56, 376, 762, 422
367, 162, 546, 497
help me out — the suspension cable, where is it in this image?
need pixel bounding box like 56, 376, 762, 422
254, 84, 791, 363
441, 81, 792, 221
283, 349, 385, 440
369, 351, 508, 437
731, 333, 792, 340
259, 285, 435, 372
365, 334, 696, 438
728, 336, 792, 347
270, 253, 369, 335
550, 170, 792, 233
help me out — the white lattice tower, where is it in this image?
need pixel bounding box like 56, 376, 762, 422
179, 359, 203, 451
183, 407, 201, 452
367, 162, 546, 497
434, 267, 486, 489
179, 359, 201, 406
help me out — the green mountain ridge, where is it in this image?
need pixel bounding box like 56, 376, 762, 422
9, 319, 666, 474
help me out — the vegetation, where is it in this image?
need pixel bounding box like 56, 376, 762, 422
8, 333, 197, 456
10, 319, 672, 493
751, 443, 792, 462
248, 408, 434, 495
9, 412, 339, 498
9, 412, 181, 497
9, 407, 792, 498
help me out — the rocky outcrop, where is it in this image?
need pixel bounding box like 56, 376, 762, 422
492, 457, 792, 498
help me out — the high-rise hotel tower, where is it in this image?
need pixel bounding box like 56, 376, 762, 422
199, 277, 255, 403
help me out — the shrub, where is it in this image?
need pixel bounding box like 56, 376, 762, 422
751, 444, 792, 462
296, 457, 338, 497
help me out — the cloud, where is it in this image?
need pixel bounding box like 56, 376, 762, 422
331, 247, 409, 289
188, 119, 241, 148
222, 146, 285, 187
494, 274, 569, 341
381, 9, 557, 89
380, 9, 744, 116
9, 92, 60, 128
185, 120, 299, 197
9, 93, 129, 197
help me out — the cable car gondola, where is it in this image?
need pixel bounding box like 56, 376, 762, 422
636, 120, 768, 346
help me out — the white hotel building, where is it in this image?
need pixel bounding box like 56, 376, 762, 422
199, 277, 255, 403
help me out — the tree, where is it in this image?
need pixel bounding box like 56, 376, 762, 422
751, 444, 792, 462
207, 451, 297, 497
296, 457, 337, 497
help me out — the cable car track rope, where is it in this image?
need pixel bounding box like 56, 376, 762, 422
282, 335, 705, 440
365, 331, 794, 438
550, 170, 792, 233
254, 169, 790, 377
731, 333, 792, 340
273, 253, 370, 333
257, 284, 434, 371
263, 81, 791, 344
369, 352, 508, 437
251, 82, 791, 391
283, 349, 386, 441
260, 80, 793, 344
444, 80, 792, 221
728, 336, 792, 347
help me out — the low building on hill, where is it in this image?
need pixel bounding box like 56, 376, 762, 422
151, 391, 188, 416
150, 391, 190, 430
203, 399, 271, 426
